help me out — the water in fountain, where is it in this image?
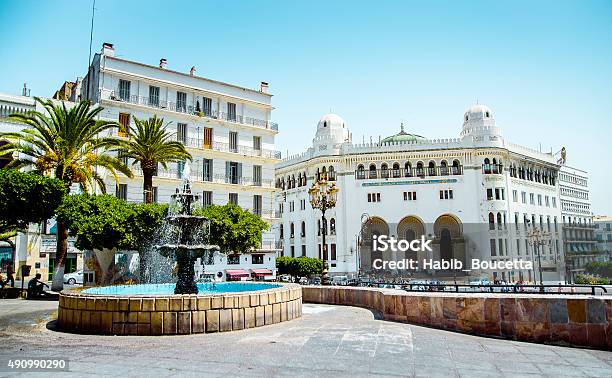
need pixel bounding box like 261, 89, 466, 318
154, 162, 219, 294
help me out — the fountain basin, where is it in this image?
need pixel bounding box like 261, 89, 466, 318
58, 283, 302, 335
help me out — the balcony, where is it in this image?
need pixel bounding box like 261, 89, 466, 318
482, 164, 503, 175
182, 137, 281, 159
101, 89, 279, 131
132, 167, 274, 188
356, 165, 463, 180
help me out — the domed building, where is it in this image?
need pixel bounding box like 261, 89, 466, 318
275, 105, 570, 283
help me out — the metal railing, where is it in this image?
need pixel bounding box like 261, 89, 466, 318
132, 167, 273, 188
356, 165, 463, 180
482, 164, 504, 174
102, 89, 279, 131
359, 281, 608, 296
183, 137, 281, 159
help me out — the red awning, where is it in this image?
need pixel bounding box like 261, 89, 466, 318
225, 269, 249, 277
251, 269, 273, 276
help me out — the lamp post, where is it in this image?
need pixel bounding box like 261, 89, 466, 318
527, 224, 551, 289
309, 177, 339, 285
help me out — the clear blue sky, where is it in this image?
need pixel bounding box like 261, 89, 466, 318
1, 0, 611, 214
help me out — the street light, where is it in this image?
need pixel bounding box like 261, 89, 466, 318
527, 223, 551, 289
309, 177, 339, 284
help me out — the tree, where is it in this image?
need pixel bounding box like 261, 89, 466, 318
276, 256, 324, 281
116, 115, 191, 204
0, 98, 133, 290
0, 169, 66, 235
195, 204, 268, 254
584, 261, 612, 279
56, 194, 167, 251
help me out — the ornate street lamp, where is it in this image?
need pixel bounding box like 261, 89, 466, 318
527, 224, 551, 289
309, 178, 339, 284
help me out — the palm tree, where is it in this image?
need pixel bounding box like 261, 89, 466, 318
0, 98, 133, 291
116, 115, 191, 204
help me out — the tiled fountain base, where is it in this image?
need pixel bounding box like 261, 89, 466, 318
58, 284, 302, 335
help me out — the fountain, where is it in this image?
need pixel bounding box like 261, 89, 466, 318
57, 162, 303, 335
155, 162, 219, 294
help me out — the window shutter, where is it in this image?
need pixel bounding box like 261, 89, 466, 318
237, 163, 242, 181
225, 161, 230, 180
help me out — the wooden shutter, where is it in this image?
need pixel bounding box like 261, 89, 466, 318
203, 127, 213, 149
118, 113, 130, 137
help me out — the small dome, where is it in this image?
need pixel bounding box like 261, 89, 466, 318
381, 123, 426, 144
464, 104, 493, 122
317, 113, 346, 131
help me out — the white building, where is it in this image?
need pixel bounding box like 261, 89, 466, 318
558, 165, 599, 282
80, 43, 280, 281
275, 105, 570, 282
594, 215, 612, 261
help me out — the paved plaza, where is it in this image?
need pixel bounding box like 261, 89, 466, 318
0, 299, 611, 377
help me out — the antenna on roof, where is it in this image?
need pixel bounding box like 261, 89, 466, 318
85, 0, 96, 100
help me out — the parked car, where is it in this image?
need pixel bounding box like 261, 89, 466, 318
279, 275, 292, 283
408, 280, 429, 291
63, 270, 83, 285
311, 277, 322, 285
331, 275, 349, 286
298, 277, 308, 285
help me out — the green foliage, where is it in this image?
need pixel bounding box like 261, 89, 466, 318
0, 169, 66, 234
115, 115, 191, 203
584, 261, 612, 278
276, 256, 324, 279
0, 98, 132, 193
56, 194, 167, 251
194, 204, 268, 254
575, 274, 609, 285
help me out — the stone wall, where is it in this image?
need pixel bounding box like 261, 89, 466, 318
58, 284, 302, 335
303, 286, 611, 350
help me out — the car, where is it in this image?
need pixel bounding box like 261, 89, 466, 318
331, 275, 349, 286
298, 277, 308, 285
311, 277, 322, 285
63, 270, 83, 285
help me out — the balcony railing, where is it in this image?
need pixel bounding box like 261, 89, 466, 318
132, 167, 273, 188
356, 165, 463, 180
101, 89, 279, 131
482, 164, 503, 175
183, 137, 281, 159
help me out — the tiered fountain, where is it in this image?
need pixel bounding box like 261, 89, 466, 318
57, 162, 302, 335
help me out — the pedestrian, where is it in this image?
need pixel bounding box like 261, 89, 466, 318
5, 264, 14, 287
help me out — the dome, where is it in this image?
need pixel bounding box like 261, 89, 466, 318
317, 113, 346, 131
463, 104, 494, 123
381, 123, 426, 144
313, 113, 350, 146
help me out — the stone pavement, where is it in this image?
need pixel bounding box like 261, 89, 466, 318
0, 299, 610, 377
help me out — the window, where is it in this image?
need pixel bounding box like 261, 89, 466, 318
537, 194, 542, 206
331, 244, 337, 260
487, 188, 494, 200
226, 161, 241, 184
440, 189, 453, 199
552, 197, 557, 208
229, 131, 238, 153
490, 239, 496, 256
368, 193, 381, 202
176, 91, 187, 112
529, 193, 535, 205
227, 102, 237, 121
253, 195, 262, 216
116, 183, 127, 201
148, 85, 160, 107
301, 245, 306, 257
118, 79, 130, 101
290, 223, 295, 238
150, 187, 158, 203
203, 159, 213, 181
521, 191, 527, 204
253, 136, 261, 151
300, 221, 306, 237
290, 246, 295, 257
513, 190, 518, 202
300, 199, 306, 210
229, 193, 238, 205
118, 113, 130, 137
228, 255, 240, 265
202, 191, 212, 207
203, 127, 213, 149
177, 123, 187, 144
330, 218, 336, 234
202, 97, 212, 116
545, 196, 550, 207
118, 148, 128, 165
253, 165, 262, 186
489, 212, 495, 230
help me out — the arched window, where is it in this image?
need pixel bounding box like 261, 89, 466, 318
291, 174, 296, 188
381, 163, 389, 178
489, 212, 495, 230
290, 223, 295, 238
281, 177, 285, 190
330, 218, 336, 235
405, 162, 412, 177
279, 224, 284, 238
497, 213, 502, 230
428, 161, 436, 176
322, 218, 328, 235
302, 171, 307, 186
416, 162, 424, 177
392, 163, 400, 178
452, 159, 461, 175
301, 221, 306, 237
357, 164, 365, 179
483, 158, 491, 174
440, 161, 448, 176
369, 163, 377, 179
321, 166, 327, 180
328, 166, 335, 181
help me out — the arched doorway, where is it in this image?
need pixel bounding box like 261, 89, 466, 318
397, 216, 425, 261
434, 214, 463, 263
361, 217, 389, 272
